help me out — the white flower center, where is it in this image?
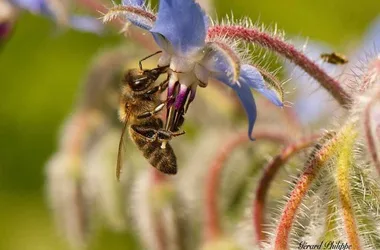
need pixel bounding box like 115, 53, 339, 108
164, 55, 208, 88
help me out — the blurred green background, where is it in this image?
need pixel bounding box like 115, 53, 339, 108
0, 0, 378, 249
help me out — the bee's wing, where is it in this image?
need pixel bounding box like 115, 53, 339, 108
116, 114, 130, 181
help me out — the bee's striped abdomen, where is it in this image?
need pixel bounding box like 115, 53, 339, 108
131, 132, 177, 174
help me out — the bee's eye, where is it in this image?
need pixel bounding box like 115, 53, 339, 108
124, 69, 152, 91
130, 77, 150, 91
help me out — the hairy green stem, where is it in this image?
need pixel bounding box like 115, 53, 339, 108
274, 130, 345, 249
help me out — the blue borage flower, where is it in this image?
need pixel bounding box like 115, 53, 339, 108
3, 0, 103, 34
104, 0, 283, 139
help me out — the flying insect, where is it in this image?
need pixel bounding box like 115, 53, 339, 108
320, 52, 348, 65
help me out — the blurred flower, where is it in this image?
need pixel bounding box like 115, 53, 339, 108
352, 15, 380, 60
103, 0, 283, 139
3, 0, 103, 33
45, 46, 138, 247
0, 21, 12, 40
0, 0, 17, 41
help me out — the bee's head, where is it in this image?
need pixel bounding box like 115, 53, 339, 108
123, 69, 153, 92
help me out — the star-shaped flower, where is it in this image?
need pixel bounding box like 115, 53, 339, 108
104, 0, 284, 139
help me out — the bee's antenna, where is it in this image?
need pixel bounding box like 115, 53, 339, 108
139, 51, 163, 70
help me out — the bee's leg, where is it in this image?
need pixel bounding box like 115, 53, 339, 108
157, 129, 185, 149
156, 130, 185, 141
144, 78, 169, 96
137, 103, 166, 120
137, 95, 175, 120
132, 125, 184, 141
130, 125, 158, 142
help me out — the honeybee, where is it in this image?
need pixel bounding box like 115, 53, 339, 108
116, 52, 185, 180
320, 52, 348, 65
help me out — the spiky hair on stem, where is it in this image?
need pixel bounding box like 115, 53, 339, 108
208, 16, 286, 102
350, 163, 380, 249
102, 1, 156, 24
350, 57, 380, 174
208, 15, 286, 43
357, 85, 380, 174
269, 129, 346, 249
346, 53, 380, 95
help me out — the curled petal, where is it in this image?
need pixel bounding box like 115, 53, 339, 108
150, 0, 207, 55
216, 75, 257, 140
240, 64, 283, 106
103, 5, 156, 31
235, 83, 257, 140
214, 64, 284, 139
201, 41, 241, 84
70, 15, 104, 34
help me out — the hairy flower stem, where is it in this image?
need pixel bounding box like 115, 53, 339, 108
205, 130, 289, 242
58, 110, 93, 246
207, 26, 352, 107
336, 128, 361, 249
359, 57, 380, 93
253, 134, 320, 245
320, 196, 338, 242
274, 129, 347, 250
363, 90, 380, 173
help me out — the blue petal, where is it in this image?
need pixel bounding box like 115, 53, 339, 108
70, 16, 104, 34
201, 41, 241, 83
123, 0, 145, 7
240, 64, 283, 107
150, 0, 207, 55
235, 83, 257, 141
214, 73, 257, 141
10, 0, 51, 15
